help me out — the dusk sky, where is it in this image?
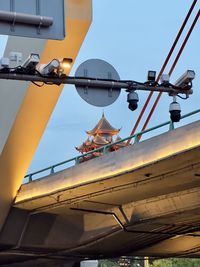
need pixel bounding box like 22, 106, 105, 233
1, 1, 199, 175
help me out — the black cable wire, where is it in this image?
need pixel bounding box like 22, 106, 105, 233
177, 94, 188, 100
31, 81, 45, 87
0, 66, 192, 98
35, 69, 45, 77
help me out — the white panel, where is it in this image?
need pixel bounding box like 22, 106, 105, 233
0, 36, 46, 154
0, 0, 65, 40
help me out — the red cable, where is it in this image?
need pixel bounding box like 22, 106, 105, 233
140, 9, 200, 137
126, 0, 197, 145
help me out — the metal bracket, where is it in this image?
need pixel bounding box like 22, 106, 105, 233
36, 0, 41, 34
83, 69, 89, 94
10, 0, 15, 31
108, 72, 113, 97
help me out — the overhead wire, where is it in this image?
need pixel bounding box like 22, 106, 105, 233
140, 9, 200, 138
126, 0, 198, 145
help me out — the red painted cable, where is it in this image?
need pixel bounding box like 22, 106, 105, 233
140, 9, 200, 138
126, 0, 197, 145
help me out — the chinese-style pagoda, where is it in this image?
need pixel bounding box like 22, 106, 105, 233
76, 114, 126, 162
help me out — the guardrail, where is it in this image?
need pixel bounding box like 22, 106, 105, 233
24, 108, 200, 183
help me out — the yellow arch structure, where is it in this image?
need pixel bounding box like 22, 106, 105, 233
0, 0, 92, 230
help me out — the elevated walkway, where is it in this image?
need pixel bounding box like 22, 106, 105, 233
16, 111, 200, 208
1, 113, 200, 265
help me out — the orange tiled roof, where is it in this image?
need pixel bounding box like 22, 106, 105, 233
86, 114, 120, 136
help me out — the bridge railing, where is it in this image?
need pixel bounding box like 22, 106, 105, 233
24, 108, 200, 184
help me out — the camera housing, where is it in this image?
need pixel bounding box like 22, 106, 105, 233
160, 74, 170, 84
0, 57, 9, 69
22, 53, 40, 72
147, 70, 156, 82
174, 70, 195, 88
169, 101, 181, 122
37, 59, 60, 75
127, 90, 139, 111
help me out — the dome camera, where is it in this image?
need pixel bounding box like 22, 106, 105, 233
169, 101, 181, 122
127, 90, 139, 111
127, 91, 139, 111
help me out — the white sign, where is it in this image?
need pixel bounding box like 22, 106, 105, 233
0, 0, 65, 40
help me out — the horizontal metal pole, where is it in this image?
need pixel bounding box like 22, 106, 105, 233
0, 10, 53, 27
0, 72, 192, 95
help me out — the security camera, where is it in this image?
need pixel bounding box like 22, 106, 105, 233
169, 101, 181, 122
22, 53, 40, 72
37, 59, 60, 75
0, 57, 9, 69
147, 70, 156, 82
160, 74, 170, 84
127, 90, 139, 111
174, 70, 195, 88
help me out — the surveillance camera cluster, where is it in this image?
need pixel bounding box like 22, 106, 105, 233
0, 52, 73, 76
0, 53, 195, 123
126, 70, 195, 123
169, 70, 195, 122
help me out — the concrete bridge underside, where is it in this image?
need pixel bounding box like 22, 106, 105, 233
0, 120, 200, 266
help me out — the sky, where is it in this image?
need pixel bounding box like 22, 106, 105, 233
1, 0, 200, 175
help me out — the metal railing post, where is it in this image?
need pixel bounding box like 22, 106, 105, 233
50, 167, 54, 174
103, 146, 108, 155
75, 157, 80, 165
29, 174, 32, 182
134, 134, 139, 143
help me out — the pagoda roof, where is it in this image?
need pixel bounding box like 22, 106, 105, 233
114, 135, 127, 147
76, 135, 109, 152
87, 114, 120, 136
115, 135, 123, 142
75, 138, 92, 152
93, 135, 109, 145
